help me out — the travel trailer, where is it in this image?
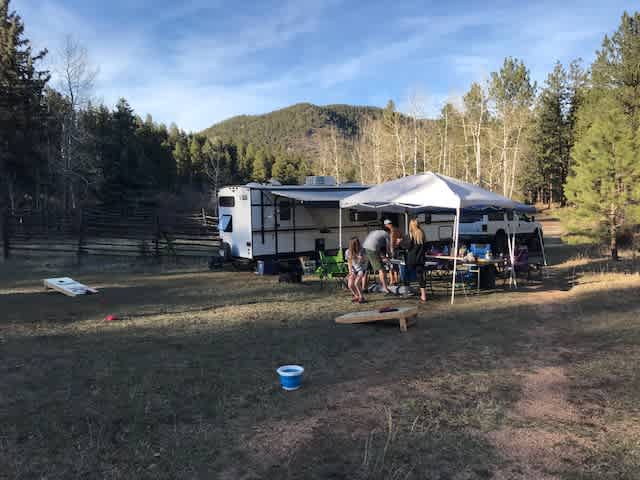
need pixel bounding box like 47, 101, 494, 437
218, 176, 370, 260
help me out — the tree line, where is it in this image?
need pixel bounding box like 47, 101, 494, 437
2, 0, 639, 254
0, 0, 310, 213
313, 12, 639, 254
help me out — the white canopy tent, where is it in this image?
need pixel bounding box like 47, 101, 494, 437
340, 172, 539, 304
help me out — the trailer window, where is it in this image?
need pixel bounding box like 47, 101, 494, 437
488, 211, 503, 221
219, 196, 235, 208
460, 213, 484, 223
349, 210, 378, 222
220, 215, 232, 233
279, 200, 291, 221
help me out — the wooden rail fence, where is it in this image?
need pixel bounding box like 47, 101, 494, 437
1, 207, 219, 260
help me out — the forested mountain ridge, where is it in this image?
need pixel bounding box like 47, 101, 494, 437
201, 103, 385, 156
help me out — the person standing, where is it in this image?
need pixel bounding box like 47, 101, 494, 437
404, 218, 428, 303
363, 226, 393, 295
345, 237, 368, 303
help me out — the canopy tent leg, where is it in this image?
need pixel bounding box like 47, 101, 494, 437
538, 227, 547, 266
338, 207, 343, 249
504, 211, 517, 288
404, 211, 409, 235
450, 207, 460, 305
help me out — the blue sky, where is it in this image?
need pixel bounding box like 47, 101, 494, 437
14, 0, 638, 131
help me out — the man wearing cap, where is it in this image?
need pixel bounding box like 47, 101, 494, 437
363, 221, 394, 295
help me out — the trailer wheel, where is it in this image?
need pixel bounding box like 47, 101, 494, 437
221, 242, 232, 261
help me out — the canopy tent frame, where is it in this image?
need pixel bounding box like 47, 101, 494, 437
339, 172, 542, 304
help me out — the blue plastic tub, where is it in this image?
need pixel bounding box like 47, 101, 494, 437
276, 365, 304, 391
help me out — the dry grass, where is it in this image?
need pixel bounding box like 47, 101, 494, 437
1, 250, 640, 479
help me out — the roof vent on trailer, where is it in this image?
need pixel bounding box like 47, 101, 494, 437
305, 175, 336, 186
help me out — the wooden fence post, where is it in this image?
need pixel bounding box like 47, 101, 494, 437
76, 209, 85, 263
154, 213, 161, 262
2, 210, 9, 260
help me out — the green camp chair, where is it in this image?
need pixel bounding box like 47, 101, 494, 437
316, 249, 349, 288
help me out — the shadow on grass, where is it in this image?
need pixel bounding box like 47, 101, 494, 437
2, 273, 639, 478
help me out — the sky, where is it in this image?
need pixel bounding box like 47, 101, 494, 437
14, 0, 639, 132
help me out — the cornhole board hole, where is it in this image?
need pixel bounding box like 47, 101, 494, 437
44, 277, 98, 297
335, 306, 418, 332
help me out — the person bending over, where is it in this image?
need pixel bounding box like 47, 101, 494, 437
345, 237, 368, 303
385, 219, 403, 285
363, 227, 393, 295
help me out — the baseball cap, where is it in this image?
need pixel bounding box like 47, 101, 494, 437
383, 219, 392, 225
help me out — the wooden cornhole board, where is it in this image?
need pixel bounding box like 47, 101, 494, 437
335, 306, 418, 332
44, 277, 98, 297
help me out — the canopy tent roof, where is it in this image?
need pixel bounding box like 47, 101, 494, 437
340, 172, 536, 213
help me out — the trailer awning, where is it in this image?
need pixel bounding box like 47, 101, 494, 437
268, 189, 360, 204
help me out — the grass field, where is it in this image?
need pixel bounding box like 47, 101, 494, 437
1, 244, 639, 479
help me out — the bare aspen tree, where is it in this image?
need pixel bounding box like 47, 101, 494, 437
406, 90, 426, 175
330, 124, 341, 183
463, 82, 487, 184
489, 58, 536, 197
55, 35, 99, 210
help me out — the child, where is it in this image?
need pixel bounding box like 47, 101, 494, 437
346, 237, 368, 303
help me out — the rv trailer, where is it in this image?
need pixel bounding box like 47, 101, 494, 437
218, 177, 376, 260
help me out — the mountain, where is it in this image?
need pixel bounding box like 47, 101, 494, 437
201, 102, 384, 158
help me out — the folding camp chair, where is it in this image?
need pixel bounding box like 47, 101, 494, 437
316, 249, 349, 288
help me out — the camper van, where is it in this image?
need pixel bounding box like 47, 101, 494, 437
217, 176, 456, 261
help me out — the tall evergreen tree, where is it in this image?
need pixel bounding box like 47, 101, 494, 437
591, 11, 640, 130
567, 11, 640, 258
0, 0, 50, 211
252, 148, 270, 182
173, 134, 191, 185
565, 95, 640, 258
189, 135, 204, 186
530, 62, 570, 206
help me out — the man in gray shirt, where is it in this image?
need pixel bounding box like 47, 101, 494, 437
363, 226, 392, 294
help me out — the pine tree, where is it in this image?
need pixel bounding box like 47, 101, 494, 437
272, 153, 298, 184
530, 62, 570, 206
189, 136, 204, 186
252, 149, 270, 182
591, 11, 640, 130
566, 95, 640, 258
173, 134, 191, 185
0, 0, 50, 210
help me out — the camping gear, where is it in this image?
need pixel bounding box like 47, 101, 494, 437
335, 306, 418, 332
316, 249, 348, 288
340, 172, 540, 303
470, 243, 492, 258
276, 365, 304, 391
256, 259, 278, 275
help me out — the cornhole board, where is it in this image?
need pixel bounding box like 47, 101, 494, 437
335, 306, 418, 332
44, 277, 98, 297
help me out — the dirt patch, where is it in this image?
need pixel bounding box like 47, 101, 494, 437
243, 416, 322, 465
488, 427, 583, 479
514, 367, 578, 423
